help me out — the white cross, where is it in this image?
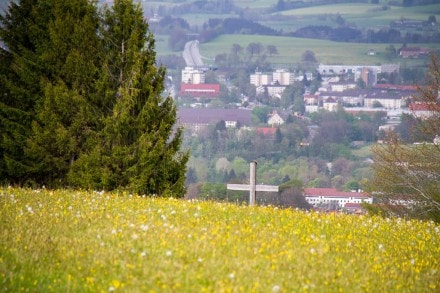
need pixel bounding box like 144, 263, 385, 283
227, 161, 279, 206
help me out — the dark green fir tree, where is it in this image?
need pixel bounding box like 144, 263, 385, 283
0, 0, 52, 184
69, 0, 188, 196
24, 0, 102, 186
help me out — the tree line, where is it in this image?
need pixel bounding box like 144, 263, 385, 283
0, 0, 188, 196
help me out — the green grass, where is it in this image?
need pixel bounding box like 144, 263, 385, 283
351, 144, 373, 159
178, 13, 237, 27
153, 34, 175, 56
278, 3, 440, 30
233, 0, 278, 9
199, 34, 440, 65
1, 188, 439, 291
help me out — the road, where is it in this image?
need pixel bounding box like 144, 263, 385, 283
183, 40, 204, 67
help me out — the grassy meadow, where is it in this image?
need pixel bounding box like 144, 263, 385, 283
1, 187, 439, 292
275, 3, 440, 31
199, 34, 439, 65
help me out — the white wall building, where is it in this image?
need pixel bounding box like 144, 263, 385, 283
304, 188, 373, 208
267, 111, 284, 126
267, 85, 286, 98
272, 69, 295, 86
329, 82, 357, 92
182, 67, 206, 84
250, 71, 272, 87
323, 97, 338, 112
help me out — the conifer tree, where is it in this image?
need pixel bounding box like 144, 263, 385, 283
24, 0, 102, 186
0, 0, 52, 184
1, 0, 188, 194
69, 0, 188, 196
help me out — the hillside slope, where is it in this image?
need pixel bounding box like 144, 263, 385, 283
1, 187, 439, 291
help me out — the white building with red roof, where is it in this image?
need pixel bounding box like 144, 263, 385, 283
409, 102, 439, 119
304, 188, 373, 208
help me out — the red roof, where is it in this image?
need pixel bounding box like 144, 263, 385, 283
374, 84, 417, 91
409, 102, 439, 112
304, 188, 369, 198
256, 127, 277, 136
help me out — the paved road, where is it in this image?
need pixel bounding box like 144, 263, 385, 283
183, 40, 204, 67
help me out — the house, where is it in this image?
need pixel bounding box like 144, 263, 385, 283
367, 49, 376, 56
305, 104, 319, 113
177, 108, 251, 133
266, 85, 287, 98
256, 127, 277, 139
399, 47, 430, 58
409, 102, 438, 119
304, 94, 319, 105
267, 111, 284, 126
323, 97, 338, 112
180, 83, 220, 99
304, 188, 373, 209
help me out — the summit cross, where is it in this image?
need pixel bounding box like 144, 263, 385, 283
226, 161, 279, 206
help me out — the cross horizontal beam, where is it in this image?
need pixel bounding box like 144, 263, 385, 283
226, 161, 279, 206
227, 184, 279, 192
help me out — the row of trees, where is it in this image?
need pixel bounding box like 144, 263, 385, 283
0, 0, 188, 196
292, 25, 440, 44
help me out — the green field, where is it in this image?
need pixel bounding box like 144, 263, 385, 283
199, 34, 439, 65
351, 144, 373, 159
1, 188, 439, 291
154, 34, 175, 56
278, 3, 440, 30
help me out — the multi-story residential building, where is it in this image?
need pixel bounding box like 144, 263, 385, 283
250, 71, 272, 87
360, 67, 376, 86
181, 66, 205, 84
363, 90, 405, 109
272, 69, 295, 86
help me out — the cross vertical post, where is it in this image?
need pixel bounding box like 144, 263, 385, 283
249, 161, 257, 206
227, 161, 279, 206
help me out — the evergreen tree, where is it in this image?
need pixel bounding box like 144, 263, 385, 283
24, 0, 102, 186
1, 0, 188, 195
69, 0, 188, 197
0, 0, 53, 184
